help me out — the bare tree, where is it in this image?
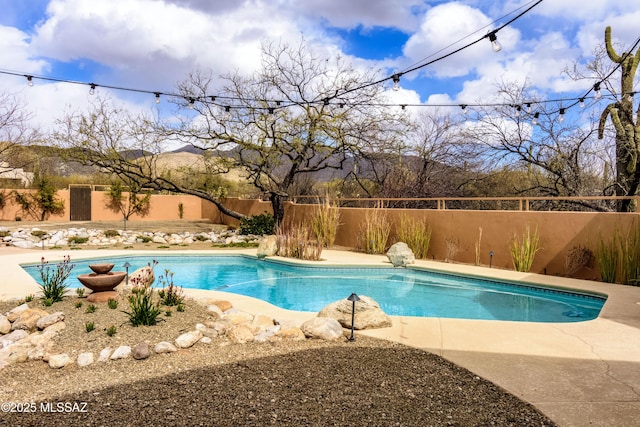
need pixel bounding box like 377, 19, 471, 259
460, 81, 610, 211
169, 39, 409, 223
0, 91, 39, 181
54, 97, 244, 219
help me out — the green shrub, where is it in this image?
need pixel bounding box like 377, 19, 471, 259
158, 269, 185, 306
0, 231, 8, 238
68, 236, 89, 244
85, 304, 97, 313
42, 298, 53, 307
75, 288, 85, 298
24, 294, 34, 303
107, 298, 119, 309
75, 301, 82, 309
137, 235, 153, 243
176, 303, 185, 312
239, 213, 275, 235
510, 224, 540, 272
31, 230, 47, 238
85, 322, 95, 332
37, 255, 75, 302
123, 261, 162, 326
106, 325, 117, 336
104, 229, 120, 238
165, 309, 172, 317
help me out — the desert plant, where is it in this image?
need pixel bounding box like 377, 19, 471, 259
276, 223, 323, 260
42, 298, 53, 307
158, 269, 185, 306
104, 229, 119, 238
619, 221, 640, 285
75, 287, 85, 298
12, 174, 65, 221
68, 236, 89, 244
105, 180, 151, 230
107, 298, 119, 309
310, 198, 341, 247
137, 235, 153, 243
396, 214, 431, 259
510, 224, 540, 272
106, 325, 117, 336
165, 309, 172, 317
31, 230, 47, 238
36, 255, 75, 302
85, 321, 95, 332
75, 301, 82, 308
359, 205, 391, 254
85, 304, 97, 313
565, 245, 593, 277
176, 303, 185, 312
239, 212, 275, 235
24, 294, 34, 303
445, 237, 460, 263
475, 227, 483, 266
123, 261, 162, 326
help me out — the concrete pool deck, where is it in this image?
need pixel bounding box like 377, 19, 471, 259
2, 247, 640, 426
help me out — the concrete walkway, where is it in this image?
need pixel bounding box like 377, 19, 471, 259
2, 248, 640, 426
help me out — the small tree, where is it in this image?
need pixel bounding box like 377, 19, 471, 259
105, 180, 151, 230
13, 174, 64, 221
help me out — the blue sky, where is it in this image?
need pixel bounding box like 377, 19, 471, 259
0, 0, 638, 133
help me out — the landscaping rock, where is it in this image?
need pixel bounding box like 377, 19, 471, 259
0, 315, 10, 334
276, 325, 306, 341
36, 312, 65, 330
205, 304, 224, 319
300, 317, 344, 340
133, 342, 151, 360
251, 314, 275, 332
257, 235, 278, 258
6, 303, 29, 322
77, 352, 94, 367
318, 295, 392, 330
110, 346, 132, 360
210, 300, 233, 312
225, 309, 254, 324
154, 341, 177, 354
227, 325, 254, 344
175, 330, 202, 348
0, 329, 29, 348
200, 337, 212, 344
386, 242, 415, 267
98, 347, 113, 362
11, 308, 50, 332
49, 353, 71, 369
195, 324, 219, 338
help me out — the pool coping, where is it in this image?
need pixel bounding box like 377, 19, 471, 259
2, 247, 640, 426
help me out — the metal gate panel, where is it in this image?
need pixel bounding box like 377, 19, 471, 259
69, 186, 92, 221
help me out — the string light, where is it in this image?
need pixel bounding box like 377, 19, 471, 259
488, 31, 502, 52
558, 108, 565, 122
593, 82, 602, 100
516, 105, 522, 116
89, 83, 96, 95
154, 92, 161, 104
579, 98, 585, 108
460, 104, 468, 114
532, 112, 539, 125
392, 73, 401, 91
188, 97, 195, 109
26, 75, 33, 87
526, 103, 532, 114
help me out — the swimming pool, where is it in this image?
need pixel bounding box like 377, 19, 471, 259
21, 255, 606, 322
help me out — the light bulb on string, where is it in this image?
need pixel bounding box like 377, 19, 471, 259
89, 84, 96, 95
526, 103, 532, 114
26, 75, 33, 87
516, 105, 522, 116
594, 82, 602, 100
188, 97, 195, 109
460, 104, 468, 115
558, 108, 566, 123
532, 112, 539, 125
488, 32, 502, 52
154, 93, 161, 104
392, 73, 401, 91
579, 98, 585, 108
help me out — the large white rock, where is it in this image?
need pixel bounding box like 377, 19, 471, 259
154, 341, 177, 354
0, 315, 10, 334
386, 242, 415, 267
6, 303, 29, 322
49, 353, 71, 369
36, 312, 65, 330
318, 295, 392, 330
175, 330, 202, 348
0, 329, 29, 348
12, 240, 36, 249
98, 347, 112, 362
226, 325, 254, 344
257, 235, 278, 258
110, 345, 131, 360
300, 317, 344, 340
77, 352, 94, 367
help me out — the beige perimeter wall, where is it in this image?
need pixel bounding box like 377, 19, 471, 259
2, 190, 637, 277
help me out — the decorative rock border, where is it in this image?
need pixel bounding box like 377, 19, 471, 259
0, 227, 262, 249
0, 297, 371, 370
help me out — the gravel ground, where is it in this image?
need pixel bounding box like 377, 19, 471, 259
0, 297, 556, 427
1, 221, 557, 426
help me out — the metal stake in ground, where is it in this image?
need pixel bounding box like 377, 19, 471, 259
347, 293, 360, 341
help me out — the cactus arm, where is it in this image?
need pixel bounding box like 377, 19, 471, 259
598, 103, 616, 139
605, 26, 623, 63
610, 107, 627, 136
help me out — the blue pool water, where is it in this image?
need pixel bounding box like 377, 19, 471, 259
21, 255, 606, 322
